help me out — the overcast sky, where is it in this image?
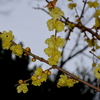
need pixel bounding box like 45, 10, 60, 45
0, 0, 99, 74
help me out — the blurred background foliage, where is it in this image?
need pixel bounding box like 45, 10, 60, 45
0, 39, 99, 100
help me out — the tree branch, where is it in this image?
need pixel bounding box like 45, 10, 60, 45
11, 40, 49, 64
52, 65, 100, 92
63, 45, 88, 65
62, 16, 100, 40
79, 0, 87, 20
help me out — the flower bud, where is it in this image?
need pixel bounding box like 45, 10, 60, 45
32, 58, 36, 62
25, 47, 31, 52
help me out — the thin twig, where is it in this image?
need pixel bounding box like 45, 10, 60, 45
45, 0, 49, 3
72, 0, 79, 18
33, 6, 49, 15
79, 0, 87, 20
75, 23, 100, 40
68, 32, 81, 58
89, 51, 100, 60
63, 45, 88, 64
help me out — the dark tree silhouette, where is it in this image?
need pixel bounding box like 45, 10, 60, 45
0, 38, 98, 100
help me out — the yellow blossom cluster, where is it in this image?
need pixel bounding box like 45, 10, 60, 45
16, 79, 29, 93
47, 7, 65, 32
31, 68, 51, 86
49, 7, 64, 20
87, 1, 100, 28
57, 74, 79, 88
94, 17, 100, 28
87, 1, 99, 8
44, 35, 66, 66
16, 68, 51, 93
93, 63, 100, 79
45, 7, 66, 66
0, 30, 23, 57
47, 19, 65, 32
17, 83, 29, 93
68, 3, 77, 10
94, 9, 100, 28
0, 30, 14, 49
94, 9, 100, 18
10, 45, 23, 57
84, 38, 100, 50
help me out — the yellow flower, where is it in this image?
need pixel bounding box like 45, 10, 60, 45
48, 57, 58, 66
51, 50, 61, 59
32, 79, 41, 86
57, 74, 68, 87
45, 35, 55, 48
16, 84, 29, 93
84, 38, 97, 47
50, 7, 64, 20
48, 50, 61, 66
55, 21, 65, 32
94, 9, 100, 18
57, 74, 79, 88
44, 35, 66, 66
31, 68, 48, 86
35, 67, 43, 76
66, 79, 75, 87
2, 41, 12, 50
84, 38, 100, 50
87, 1, 93, 8
0, 31, 14, 50
40, 73, 47, 82
10, 44, 23, 57
46, 19, 55, 31
87, 1, 99, 8
45, 35, 55, 44
44, 48, 54, 57
1, 30, 14, 42
68, 3, 77, 10
55, 36, 66, 48
93, 1, 99, 8
94, 18, 100, 28
45, 35, 66, 49
93, 64, 100, 79
46, 19, 65, 32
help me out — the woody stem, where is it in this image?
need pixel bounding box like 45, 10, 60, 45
52, 65, 100, 92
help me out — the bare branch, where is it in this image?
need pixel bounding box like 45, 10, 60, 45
33, 6, 49, 15
63, 45, 88, 65
79, 0, 87, 20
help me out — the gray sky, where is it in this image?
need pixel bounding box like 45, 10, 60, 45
0, 0, 99, 74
